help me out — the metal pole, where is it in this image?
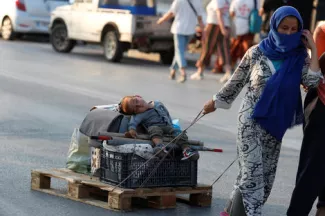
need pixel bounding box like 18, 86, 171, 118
311, 0, 319, 32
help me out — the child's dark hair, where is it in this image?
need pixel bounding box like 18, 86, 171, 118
118, 96, 134, 115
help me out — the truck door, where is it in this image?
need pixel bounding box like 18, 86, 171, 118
70, 0, 97, 41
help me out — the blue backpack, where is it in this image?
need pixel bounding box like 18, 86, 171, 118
249, 0, 262, 33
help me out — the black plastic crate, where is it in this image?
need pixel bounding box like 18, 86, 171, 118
100, 148, 197, 188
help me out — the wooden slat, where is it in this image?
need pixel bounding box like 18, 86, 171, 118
32, 169, 82, 184
51, 168, 135, 193
32, 188, 119, 211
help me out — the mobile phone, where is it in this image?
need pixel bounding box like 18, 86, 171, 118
301, 35, 307, 41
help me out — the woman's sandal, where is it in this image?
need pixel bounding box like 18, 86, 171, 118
177, 74, 186, 83
169, 71, 176, 80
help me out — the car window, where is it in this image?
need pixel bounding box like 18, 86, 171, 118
99, 0, 153, 6
119, 0, 146, 6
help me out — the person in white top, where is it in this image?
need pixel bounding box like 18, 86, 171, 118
191, 0, 224, 81
206, 0, 218, 25
229, 0, 261, 67
191, 0, 233, 83
157, 0, 204, 83
215, 0, 233, 83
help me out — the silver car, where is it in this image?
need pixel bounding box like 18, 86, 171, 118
0, 0, 70, 40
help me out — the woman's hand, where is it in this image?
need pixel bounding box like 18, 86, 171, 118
302, 29, 320, 72
221, 28, 229, 37
203, 99, 216, 115
302, 29, 316, 51
301, 84, 309, 93
259, 8, 264, 17
157, 18, 164, 25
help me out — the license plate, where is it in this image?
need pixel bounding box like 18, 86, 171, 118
36, 21, 49, 27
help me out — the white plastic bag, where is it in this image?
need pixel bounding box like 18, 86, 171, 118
66, 128, 90, 174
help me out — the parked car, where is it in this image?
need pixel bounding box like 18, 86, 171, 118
0, 0, 70, 40
49, 0, 174, 64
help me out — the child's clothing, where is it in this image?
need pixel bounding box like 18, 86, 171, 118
127, 100, 199, 160
128, 101, 173, 132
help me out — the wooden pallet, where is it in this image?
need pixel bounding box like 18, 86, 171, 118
31, 168, 212, 211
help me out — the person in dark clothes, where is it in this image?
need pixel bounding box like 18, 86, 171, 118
287, 53, 325, 216
316, 0, 325, 22
286, 0, 314, 30
259, 0, 285, 38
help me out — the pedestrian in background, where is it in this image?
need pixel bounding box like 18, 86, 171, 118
214, 0, 233, 83
157, 0, 204, 83
258, 0, 285, 39
314, 21, 325, 58
229, 0, 261, 68
286, 0, 314, 31
191, 0, 223, 80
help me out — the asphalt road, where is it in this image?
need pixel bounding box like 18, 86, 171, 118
0, 37, 316, 216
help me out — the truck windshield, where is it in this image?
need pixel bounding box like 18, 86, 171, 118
98, 0, 157, 15
99, 0, 156, 7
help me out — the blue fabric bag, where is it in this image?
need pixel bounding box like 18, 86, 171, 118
249, 0, 262, 33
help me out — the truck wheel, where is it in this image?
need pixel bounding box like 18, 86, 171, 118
50, 24, 76, 53
159, 49, 174, 65
103, 30, 123, 62
1, 17, 16, 40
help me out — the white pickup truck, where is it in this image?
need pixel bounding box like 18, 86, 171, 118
49, 0, 174, 64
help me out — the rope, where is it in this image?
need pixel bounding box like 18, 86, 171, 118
210, 157, 238, 186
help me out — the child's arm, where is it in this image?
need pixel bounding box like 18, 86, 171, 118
127, 113, 146, 138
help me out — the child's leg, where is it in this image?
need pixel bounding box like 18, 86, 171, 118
152, 137, 163, 146
148, 126, 168, 158
148, 126, 164, 145
164, 126, 199, 161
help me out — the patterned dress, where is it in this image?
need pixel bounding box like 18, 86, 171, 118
214, 45, 323, 216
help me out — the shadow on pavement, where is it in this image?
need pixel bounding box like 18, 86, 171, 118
67, 49, 167, 68
2, 35, 200, 68
11, 34, 50, 43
